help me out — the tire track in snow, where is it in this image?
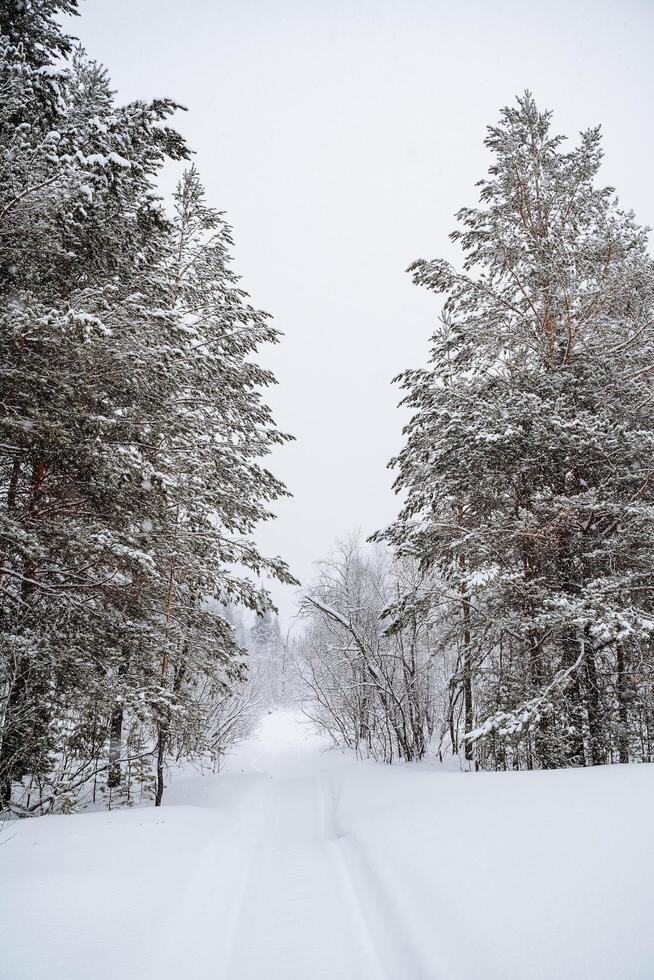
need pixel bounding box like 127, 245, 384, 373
316, 772, 389, 980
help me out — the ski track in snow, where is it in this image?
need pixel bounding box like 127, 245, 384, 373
222, 721, 388, 980
146, 710, 398, 980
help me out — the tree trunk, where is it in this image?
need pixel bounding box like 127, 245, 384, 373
154, 724, 166, 807
616, 643, 629, 764
107, 704, 124, 789
107, 653, 129, 789
562, 636, 586, 767
584, 638, 606, 766
155, 508, 180, 807
154, 654, 187, 806
0, 658, 27, 809
463, 646, 473, 764
0, 459, 48, 809
529, 633, 559, 769
458, 547, 474, 765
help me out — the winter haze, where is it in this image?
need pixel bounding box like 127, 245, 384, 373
67, 0, 654, 623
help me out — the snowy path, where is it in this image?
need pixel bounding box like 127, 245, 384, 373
3, 709, 654, 980
149, 710, 395, 980
222, 721, 386, 980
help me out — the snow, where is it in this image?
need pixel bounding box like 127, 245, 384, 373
35, 66, 65, 77
77, 152, 132, 169
1, 710, 653, 980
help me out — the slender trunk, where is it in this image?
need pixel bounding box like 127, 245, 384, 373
616, 643, 629, 764
458, 549, 473, 764
448, 683, 459, 754
0, 459, 47, 808
107, 705, 124, 789
155, 657, 187, 806
0, 661, 26, 808
154, 728, 166, 807
584, 637, 605, 766
530, 633, 558, 769
107, 653, 129, 789
560, 634, 586, 767
462, 648, 473, 764
155, 507, 180, 808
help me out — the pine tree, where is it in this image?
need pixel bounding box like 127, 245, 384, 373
146, 167, 297, 804
0, 8, 188, 808
0, 10, 295, 812
379, 95, 654, 768
248, 585, 285, 701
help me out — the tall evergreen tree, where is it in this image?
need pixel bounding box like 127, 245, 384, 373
146, 168, 296, 804
0, 9, 295, 812
378, 95, 654, 768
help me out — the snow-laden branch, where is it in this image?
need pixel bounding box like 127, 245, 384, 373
464, 639, 591, 743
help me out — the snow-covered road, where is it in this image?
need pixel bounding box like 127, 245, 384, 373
3, 709, 654, 980
220, 714, 385, 979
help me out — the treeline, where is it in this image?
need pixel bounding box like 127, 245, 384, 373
301, 96, 654, 770
0, 2, 294, 814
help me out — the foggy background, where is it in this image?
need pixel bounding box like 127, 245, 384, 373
67, 0, 654, 624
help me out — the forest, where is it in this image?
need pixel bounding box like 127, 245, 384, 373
1, 1, 653, 820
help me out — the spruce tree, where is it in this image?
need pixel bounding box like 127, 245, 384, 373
0, 26, 188, 807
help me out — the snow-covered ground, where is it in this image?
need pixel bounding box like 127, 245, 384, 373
2, 710, 653, 980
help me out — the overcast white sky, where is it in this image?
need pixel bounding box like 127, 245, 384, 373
68, 0, 654, 624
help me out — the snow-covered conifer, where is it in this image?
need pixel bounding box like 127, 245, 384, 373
378, 95, 654, 768
0, 11, 295, 812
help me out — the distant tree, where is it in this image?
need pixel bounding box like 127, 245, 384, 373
248, 586, 286, 702
299, 536, 444, 762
